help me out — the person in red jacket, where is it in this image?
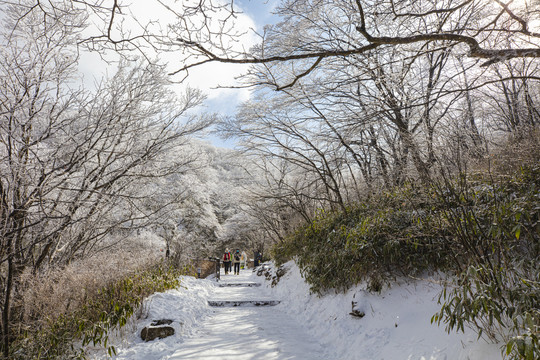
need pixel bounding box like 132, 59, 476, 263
223, 248, 232, 275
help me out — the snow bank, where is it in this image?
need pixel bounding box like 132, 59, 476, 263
259, 261, 503, 360
89, 276, 215, 360
89, 263, 504, 360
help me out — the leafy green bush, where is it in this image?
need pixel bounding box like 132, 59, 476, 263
432, 165, 539, 360
273, 163, 539, 359
273, 184, 455, 294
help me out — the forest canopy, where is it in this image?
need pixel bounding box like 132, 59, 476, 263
0, 0, 539, 359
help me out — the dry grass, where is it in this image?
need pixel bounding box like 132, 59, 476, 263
481, 128, 540, 177
13, 236, 165, 341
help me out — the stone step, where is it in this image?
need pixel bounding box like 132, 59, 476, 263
218, 282, 261, 287
208, 300, 281, 307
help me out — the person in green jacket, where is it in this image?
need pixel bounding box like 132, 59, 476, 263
232, 249, 241, 275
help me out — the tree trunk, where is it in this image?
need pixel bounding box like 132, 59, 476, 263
2, 243, 13, 358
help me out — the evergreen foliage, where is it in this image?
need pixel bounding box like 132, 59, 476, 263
273, 165, 539, 359
273, 184, 453, 293
433, 165, 539, 360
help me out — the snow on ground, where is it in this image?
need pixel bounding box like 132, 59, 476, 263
165, 273, 326, 359
91, 261, 504, 360
88, 275, 215, 360
92, 268, 325, 360
261, 261, 504, 360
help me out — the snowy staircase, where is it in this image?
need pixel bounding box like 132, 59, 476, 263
208, 276, 280, 307
208, 300, 280, 307
218, 282, 261, 287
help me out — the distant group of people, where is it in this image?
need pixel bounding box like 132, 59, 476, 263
222, 248, 263, 275
223, 248, 242, 275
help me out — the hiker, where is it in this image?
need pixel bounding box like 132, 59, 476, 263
233, 249, 241, 275
223, 248, 232, 275
240, 251, 248, 269
254, 250, 262, 267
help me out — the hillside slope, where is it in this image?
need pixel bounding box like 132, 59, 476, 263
260, 261, 503, 360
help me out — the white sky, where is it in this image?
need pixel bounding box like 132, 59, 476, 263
79, 0, 278, 105
77, 0, 279, 147
179, 0, 279, 111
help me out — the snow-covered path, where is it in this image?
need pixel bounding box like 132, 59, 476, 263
164, 269, 326, 359
97, 261, 503, 360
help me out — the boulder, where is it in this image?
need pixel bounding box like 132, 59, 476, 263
141, 320, 175, 342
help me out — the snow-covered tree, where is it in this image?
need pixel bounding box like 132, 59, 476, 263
0, 3, 211, 354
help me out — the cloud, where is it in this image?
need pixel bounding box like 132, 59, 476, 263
158, 0, 259, 101
77, 0, 262, 119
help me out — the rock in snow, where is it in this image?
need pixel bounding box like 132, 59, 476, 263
140, 322, 175, 342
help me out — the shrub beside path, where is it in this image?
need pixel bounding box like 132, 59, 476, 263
166, 268, 326, 359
